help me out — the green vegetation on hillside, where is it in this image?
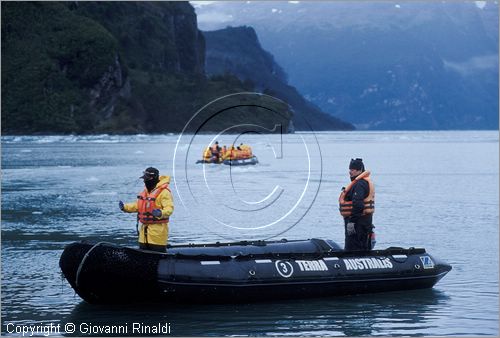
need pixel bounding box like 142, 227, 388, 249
2, 2, 118, 133
3, 2, 355, 134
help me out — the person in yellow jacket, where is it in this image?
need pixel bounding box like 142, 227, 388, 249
119, 167, 174, 252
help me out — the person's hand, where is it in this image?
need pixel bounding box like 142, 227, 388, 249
152, 209, 162, 218
119, 201, 124, 211
346, 222, 356, 235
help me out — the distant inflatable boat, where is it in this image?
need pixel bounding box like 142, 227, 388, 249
196, 156, 258, 165
59, 239, 451, 304
198, 144, 257, 165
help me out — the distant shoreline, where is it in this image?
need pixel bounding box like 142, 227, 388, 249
2, 129, 498, 140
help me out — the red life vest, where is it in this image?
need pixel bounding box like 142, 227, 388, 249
338, 171, 375, 217
137, 184, 170, 224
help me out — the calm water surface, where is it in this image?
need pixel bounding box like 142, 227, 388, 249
1, 131, 498, 336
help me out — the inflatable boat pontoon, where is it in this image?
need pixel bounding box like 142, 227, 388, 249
223, 156, 258, 166
59, 239, 451, 304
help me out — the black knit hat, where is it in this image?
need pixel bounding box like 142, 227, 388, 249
349, 158, 365, 171
140, 167, 159, 181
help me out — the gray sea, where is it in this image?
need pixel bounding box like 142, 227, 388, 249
1, 131, 498, 336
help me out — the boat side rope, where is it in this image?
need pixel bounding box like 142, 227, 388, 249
75, 242, 108, 288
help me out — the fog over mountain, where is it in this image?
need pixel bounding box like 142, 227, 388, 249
193, 1, 499, 130
203, 26, 354, 131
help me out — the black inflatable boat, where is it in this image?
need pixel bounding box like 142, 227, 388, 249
59, 239, 451, 304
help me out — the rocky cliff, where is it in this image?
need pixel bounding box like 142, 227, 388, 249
2, 2, 207, 134
70, 2, 205, 75
0, 2, 261, 134
204, 26, 354, 131
1, 2, 353, 134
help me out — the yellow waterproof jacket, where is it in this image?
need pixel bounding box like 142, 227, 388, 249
203, 147, 212, 160
123, 175, 174, 246
239, 145, 252, 158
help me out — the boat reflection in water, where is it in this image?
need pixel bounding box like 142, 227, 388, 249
62, 288, 450, 336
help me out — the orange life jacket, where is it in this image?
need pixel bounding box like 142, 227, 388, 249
338, 171, 375, 217
137, 184, 170, 224
226, 147, 236, 160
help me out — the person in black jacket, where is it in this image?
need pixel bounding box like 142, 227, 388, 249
339, 158, 375, 251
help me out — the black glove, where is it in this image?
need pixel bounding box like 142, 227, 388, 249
152, 209, 162, 218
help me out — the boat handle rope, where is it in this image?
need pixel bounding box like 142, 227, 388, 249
75, 242, 108, 289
